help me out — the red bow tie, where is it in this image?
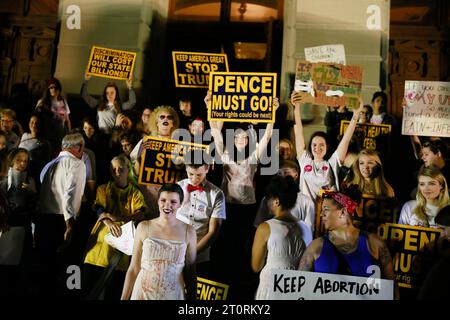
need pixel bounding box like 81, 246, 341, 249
187, 184, 204, 193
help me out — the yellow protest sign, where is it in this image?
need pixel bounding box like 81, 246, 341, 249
196, 277, 229, 300
138, 136, 208, 187
172, 51, 229, 88
208, 72, 277, 123
378, 223, 441, 288
87, 46, 136, 80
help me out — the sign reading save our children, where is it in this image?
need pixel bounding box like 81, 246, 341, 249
172, 51, 229, 88
87, 46, 136, 80
208, 72, 277, 123
402, 81, 450, 138
268, 269, 394, 300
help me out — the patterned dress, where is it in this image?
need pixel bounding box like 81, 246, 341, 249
131, 237, 187, 300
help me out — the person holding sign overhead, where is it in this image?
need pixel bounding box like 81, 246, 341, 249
298, 185, 398, 297
205, 90, 279, 297
399, 166, 450, 228
81, 72, 136, 135
129, 106, 180, 217
121, 183, 197, 300
291, 91, 364, 202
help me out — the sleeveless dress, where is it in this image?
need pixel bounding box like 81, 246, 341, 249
255, 219, 306, 300
131, 237, 187, 300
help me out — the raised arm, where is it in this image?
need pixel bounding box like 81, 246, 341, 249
121, 221, 145, 300
256, 97, 279, 159
205, 90, 224, 132
81, 72, 99, 109
122, 78, 136, 110
291, 91, 306, 160
335, 97, 364, 163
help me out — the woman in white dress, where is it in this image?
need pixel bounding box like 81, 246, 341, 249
121, 183, 197, 300
251, 175, 310, 300
399, 166, 450, 228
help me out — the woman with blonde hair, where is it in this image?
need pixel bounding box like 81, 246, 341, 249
129, 105, 180, 218
345, 149, 395, 198
399, 166, 450, 228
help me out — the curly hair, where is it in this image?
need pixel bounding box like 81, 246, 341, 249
148, 106, 179, 136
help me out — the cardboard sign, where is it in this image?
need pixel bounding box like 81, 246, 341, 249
86, 46, 136, 80
208, 72, 277, 123
402, 81, 450, 138
104, 221, 135, 256
304, 44, 346, 65
196, 277, 229, 300
138, 137, 208, 187
268, 270, 394, 300
295, 60, 362, 109
314, 195, 400, 238
172, 51, 229, 88
378, 223, 441, 288
340, 120, 392, 154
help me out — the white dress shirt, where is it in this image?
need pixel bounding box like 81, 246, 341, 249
38, 151, 86, 221
176, 179, 226, 263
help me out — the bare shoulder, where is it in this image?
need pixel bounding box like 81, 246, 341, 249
255, 222, 270, 240
308, 237, 324, 253
367, 232, 387, 258
136, 220, 151, 239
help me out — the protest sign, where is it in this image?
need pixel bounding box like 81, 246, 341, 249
304, 44, 346, 65
378, 223, 441, 288
295, 60, 362, 109
340, 120, 392, 154
208, 72, 277, 123
402, 81, 450, 138
172, 51, 229, 88
138, 136, 208, 187
86, 46, 136, 80
268, 269, 393, 300
314, 195, 399, 238
196, 277, 229, 300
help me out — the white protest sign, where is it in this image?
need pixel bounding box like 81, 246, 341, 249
268, 269, 393, 300
402, 81, 450, 138
304, 44, 346, 65
104, 221, 135, 256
